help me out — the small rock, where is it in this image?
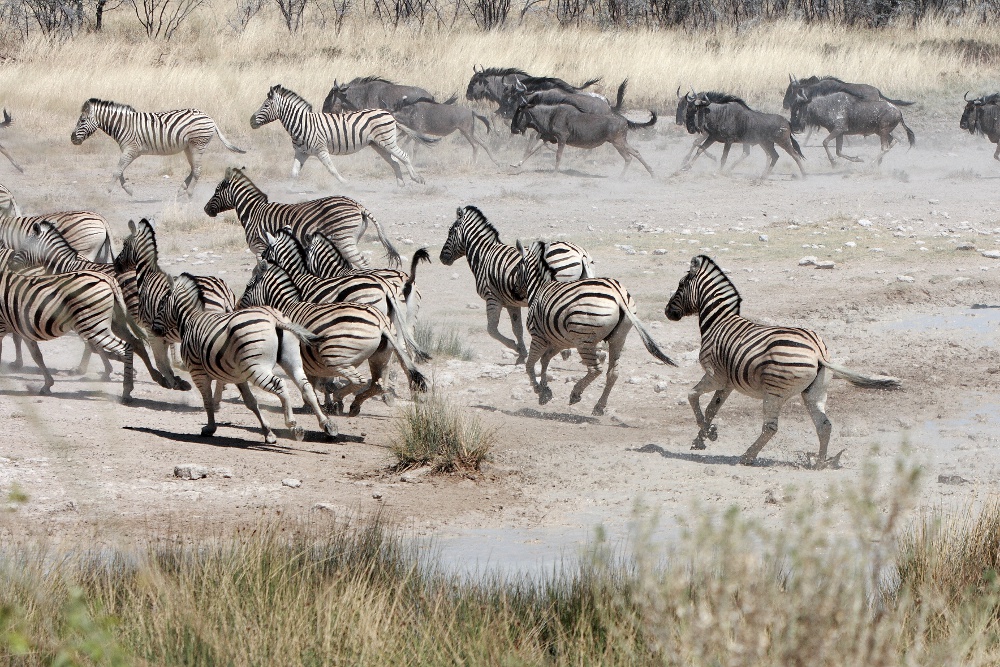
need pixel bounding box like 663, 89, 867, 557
401, 467, 431, 483
451, 272, 459, 280
897, 275, 915, 283
402, 238, 414, 245
928, 198, 940, 204
764, 490, 780, 505
214, 468, 233, 479
652, 248, 667, 255
814, 261, 835, 269
620, 245, 636, 255
759, 234, 769, 242
282, 478, 302, 488
466, 302, 482, 310
312, 502, 337, 512
654, 381, 669, 393
858, 219, 873, 228
956, 243, 976, 251
372, 491, 383, 500
626, 376, 643, 385
648, 321, 662, 329
174, 464, 209, 480
844, 241, 856, 248
799, 256, 818, 266
981, 250, 1000, 259
937, 474, 969, 485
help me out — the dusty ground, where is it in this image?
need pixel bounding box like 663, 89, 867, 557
1, 109, 999, 569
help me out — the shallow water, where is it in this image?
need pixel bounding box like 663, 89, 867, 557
884, 306, 1000, 343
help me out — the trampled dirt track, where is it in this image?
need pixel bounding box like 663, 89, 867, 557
2, 113, 999, 565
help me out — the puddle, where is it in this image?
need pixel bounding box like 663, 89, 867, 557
883, 307, 1000, 342
910, 397, 1000, 483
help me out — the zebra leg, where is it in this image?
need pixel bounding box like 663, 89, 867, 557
315, 150, 348, 183
802, 368, 840, 469
10, 333, 23, 369
212, 381, 225, 411
188, 369, 218, 437
121, 346, 135, 403
507, 307, 528, 364
484, 299, 522, 361
24, 340, 54, 395
75, 343, 93, 375
688, 374, 728, 449
525, 339, 555, 405
291, 150, 309, 178
111, 150, 139, 196
235, 381, 278, 444
568, 346, 602, 410
739, 395, 785, 466
349, 347, 393, 417
369, 143, 412, 186
181, 143, 207, 193
149, 336, 190, 390
326, 372, 363, 416
88, 345, 114, 380
699, 388, 733, 445
276, 343, 337, 440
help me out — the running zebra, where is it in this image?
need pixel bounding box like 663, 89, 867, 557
116, 218, 236, 393
0, 206, 113, 262
240, 261, 427, 415
71, 98, 246, 196
517, 240, 675, 416
665, 255, 901, 468
0, 110, 23, 173
440, 206, 594, 363
250, 84, 431, 186
204, 167, 399, 267
0, 184, 20, 216
0, 265, 169, 401
153, 273, 336, 444
259, 229, 429, 362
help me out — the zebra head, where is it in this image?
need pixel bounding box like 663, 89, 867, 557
251, 85, 283, 129
439, 207, 469, 266
115, 220, 140, 273
71, 100, 100, 145
515, 240, 554, 301
205, 168, 239, 217
153, 273, 204, 338
260, 228, 308, 275
239, 260, 270, 309
666, 255, 740, 322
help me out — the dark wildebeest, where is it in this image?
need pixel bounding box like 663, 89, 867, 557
960, 92, 1000, 162
674, 88, 750, 165
789, 90, 915, 166
682, 92, 804, 179
465, 66, 601, 110
497, 79, 626, 119
782, 75, 915, 110
322, 76, 434, 114
0, 110, 23, 173
510, 101, 656, 176
390, 95, 499, 165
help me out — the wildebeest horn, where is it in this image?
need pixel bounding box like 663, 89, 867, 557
515, 80, 527, 92
965, 91, 972, 101
676, 86, 681, 99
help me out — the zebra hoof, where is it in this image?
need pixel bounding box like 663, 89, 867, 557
707, 425, 718, 442
568, 392, 581, 406
323, 420, 338, 439
9, 360, 22, 370
120, 394, 134, 405
201, 425, 217, 437
691, 439, 707, 450
514, 353, 527, 365
37, 385, 52, 396
560, 350, 572, 361
591, 405, 605, 417
174, 379, 192, 392
738, 454, 757, 466
539, 387, 553, 405
347, 402, 362, 418
291, 425, 305, 442
382, 392, 396, 407
265, 430, 277, 445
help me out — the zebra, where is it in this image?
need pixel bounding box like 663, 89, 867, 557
665, 255, 902, 468
249, 84, 433, 186
517, 240, 675, 416
70, 98, 246, 196
0, 184, 20, 216
152, 273, 336, 444
0, 110, 23, 173
204, 167, 399, 267
259, 229, 429, 362
440, 206, 594, 363
240, 260, 428, 415
0, 205, 113, 262
0, 265, 170, 401
116, 218, 236, 394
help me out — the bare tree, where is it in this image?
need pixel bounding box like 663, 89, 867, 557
22, 0, 84, 37
227, 0, 265, 31
129, 0, 206, 38
273, 0, 307, 29
468, 0, 510, 27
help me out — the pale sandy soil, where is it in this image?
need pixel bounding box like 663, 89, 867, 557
1, 109, 999, 569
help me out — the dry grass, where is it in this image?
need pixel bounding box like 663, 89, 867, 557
393, 391, 494, 471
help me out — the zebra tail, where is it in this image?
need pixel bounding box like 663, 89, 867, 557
388, 296, 431, 363
395, 121, 441, 145
403, 247, 431, 301
275, 318, 319, 346
621, 307, 677, 367
214, 124, 247, 154
113, 293, 147, 344
821, 361, 901, 390
363, 208, 401, 268
383, 331, 429, 393
96, 235, 114, 264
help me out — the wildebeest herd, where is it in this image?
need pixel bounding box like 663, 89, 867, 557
1, 66, 997, 467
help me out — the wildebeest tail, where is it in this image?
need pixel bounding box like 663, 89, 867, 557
821, 361, 901, 390
363, 207, 401, 268
621, 307, 677, 367
473, 111, 492, 134
613, 79, 628, 113
579, 77, 601, 90
902, 120, 916, 148
883, 96, 915, 106
443, 93, 458, 105
395, 121, 441, 145
790, 134, 805, 159
626, 111, 657, 130
403, 247, 431, 300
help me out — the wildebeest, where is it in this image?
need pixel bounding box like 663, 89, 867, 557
511, 101, 656, 176
674, 88, 747, 166
0, 110, 22, 173
682, 92, 805, 179
465, 66, 601, 109
960, 92, 1000, 161
322, 76, 434, 114
782, 75, 915, 110
789, 90, 915, 166
497, 79, 626, 119
390, 95, 499, 165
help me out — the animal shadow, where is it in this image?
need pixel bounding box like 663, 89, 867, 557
631, 442, 799, 469
474, 404, 600, 425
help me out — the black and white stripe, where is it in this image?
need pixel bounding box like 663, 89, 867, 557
0, 208, 113, 262
250, 84, 426, 186
153, 273, 335, 444
240, 261, 427, 415
0, 183, 20, 216
517, 240, 675, 416
665, 255, 901, 467
204, 167, 399, 267
71, 98, 245, 195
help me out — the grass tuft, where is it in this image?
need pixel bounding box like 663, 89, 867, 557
413, 321, 476, 361
393, 392, 493, 472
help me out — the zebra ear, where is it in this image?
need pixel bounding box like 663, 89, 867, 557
127, 219, 136, 234
515, 239, 526, 257
689, 256, 702, 275
456, 207, 464, 218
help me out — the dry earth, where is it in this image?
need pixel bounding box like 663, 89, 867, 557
1, 109, 999, 570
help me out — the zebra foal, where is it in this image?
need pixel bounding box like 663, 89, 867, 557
517, 240, 675, 416
665, 255, 901, 468
153, 274, 336, 444
250, 84, 431, 186
71, 98, 245, 196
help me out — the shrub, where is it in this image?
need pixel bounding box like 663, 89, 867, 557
393, 392, 493, 471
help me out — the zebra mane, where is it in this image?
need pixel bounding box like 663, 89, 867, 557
84, 98, 136, 114
356, 75, 395, 84
228, 167, 268, 202
461, 205, 502, 242
308, 231, 349, 270
267, 227, 309, 270
270, 85, 313, 112
172, 273, 207, 313
30, 221, 75, 258
694, 255, 742, 311
135, 218, 161, 271
702, 92, 750, 108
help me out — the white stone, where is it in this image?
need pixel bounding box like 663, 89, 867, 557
798, 256, 818, 266
654, 382, 669, 393
626, 376, 643, 385
451, 273, 459, 280
858, 219, 873, 227
759, 234, 769, 242
282, 478, 302, 488
814, 261, 835, 269
896, 275, 915, 283
844, 241, 856, 248
372, 491, 383, 500
174, 464, 209, 480
981, 250, 1000, 259
312, 503, 337, 512
466, 302, 482, 310
652, 248, 667, 255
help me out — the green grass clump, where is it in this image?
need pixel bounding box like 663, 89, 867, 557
413, 322, 476, 361
393, 393, 493, 472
